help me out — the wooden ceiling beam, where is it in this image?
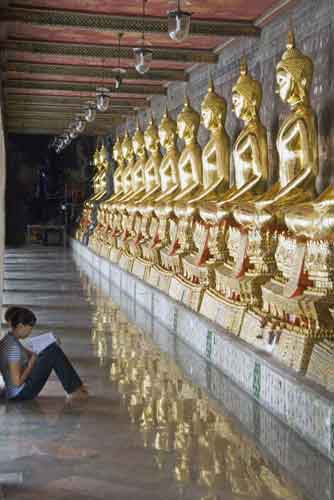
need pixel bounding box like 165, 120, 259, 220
4, 38, 218, 64
4, 78, 166, 95
4, 6, 261, 38
7, 61, 188, 82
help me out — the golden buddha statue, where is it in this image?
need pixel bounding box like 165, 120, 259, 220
159, 96, 202, 279
205, 56, 269, 314
234, 32, 316, 229
120, 119, 147, 204
87, 145, 110, 253
141, 109, 180, 265
97, 137, 125, 258
75, 147, 102, 241
130, 116, 163, 278
181, 76, 231, 288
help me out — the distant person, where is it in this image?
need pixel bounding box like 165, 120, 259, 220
0, 307, 88, 401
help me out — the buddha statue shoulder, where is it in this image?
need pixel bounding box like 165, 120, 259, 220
92, 145, 108, 202
154, 109, 180, 204
105, 136, 125, 203
189, 76, 230, 204
116, 131, 136, 203
172, 96, 203, 203
234, 32, 317, 229
219, 57, 268, 209
121, 120, 147, 203
140, 116, 162, 204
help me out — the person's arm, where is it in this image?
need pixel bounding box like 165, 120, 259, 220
8, 354, 37, 387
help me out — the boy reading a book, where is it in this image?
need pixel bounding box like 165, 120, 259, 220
0, 307, 88, 401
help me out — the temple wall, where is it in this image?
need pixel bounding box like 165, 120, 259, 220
114, 0, 334, 194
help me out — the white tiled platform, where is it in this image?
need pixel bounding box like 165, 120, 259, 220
71, 239, 334, 462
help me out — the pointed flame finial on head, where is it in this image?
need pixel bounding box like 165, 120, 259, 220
208, 71, 214, 93
240, 55, 248, 77
287, 30, 296, 50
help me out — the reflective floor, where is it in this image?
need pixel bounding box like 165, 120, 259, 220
0, 248, 319, 499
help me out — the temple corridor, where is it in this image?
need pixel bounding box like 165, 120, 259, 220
0, 247, 321, 500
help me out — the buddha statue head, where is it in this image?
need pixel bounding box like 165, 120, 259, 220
121, 129, 134, 163
144, 114, 160, 155
93, 147, 100, 170
177, 95, 200, 144
201, 76, 227, 132
99, 144, 107, 165
112, 136, 123, 165
159, 107, 177, 150
132, 118, 146, 159
232, 56, 262, 122
276, 31, 313, 107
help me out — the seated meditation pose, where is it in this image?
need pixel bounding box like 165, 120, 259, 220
75, 147, 102, 241
129, 115, 162, 259
0, 307, 88, 401
181, 76, 230, 285
96, 136, 125, 257
118, 120, 147, 262
139, 108, 181, 283
159, 95, 203, 274
204, 58, 268, 304
111, 130, 136, 252
233, 32, 316, 287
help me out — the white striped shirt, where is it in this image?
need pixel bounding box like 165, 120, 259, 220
0, 333, 27, 398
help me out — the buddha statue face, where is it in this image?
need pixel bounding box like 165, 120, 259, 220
159, 111, 177, 149
113, 137, 123, 164
276, 31, 313, 107
232, 92, 247, 120
232, 57, 262, 123
177, 97, 200, 143
121, 132, 133, 161
201, 78, 226, 131
132, 125, 146, 158
144, 120, 160, 154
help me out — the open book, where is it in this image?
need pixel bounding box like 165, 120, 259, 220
22, 332, 58, 354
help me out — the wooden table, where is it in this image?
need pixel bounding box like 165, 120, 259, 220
27, 225, 67, 248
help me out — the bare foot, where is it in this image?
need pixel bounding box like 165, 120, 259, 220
68, 385, 89, 400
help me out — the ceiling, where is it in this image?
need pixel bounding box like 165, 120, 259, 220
0, 0, 290, 136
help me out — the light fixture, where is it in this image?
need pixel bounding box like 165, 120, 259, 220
133, 0, 152, 74
96, 87, 111, 112
113, 33, 126, 90
168, 0, 192, 42
96, 57, 111, 111
84, 101, 96, 122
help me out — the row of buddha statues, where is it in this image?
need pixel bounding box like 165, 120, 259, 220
76, 31, 334, 386
87, 289, 301, 500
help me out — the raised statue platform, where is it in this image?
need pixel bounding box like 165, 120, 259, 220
71, 238, 334, 463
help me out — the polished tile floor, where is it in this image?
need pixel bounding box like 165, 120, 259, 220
0, 247, 317, 499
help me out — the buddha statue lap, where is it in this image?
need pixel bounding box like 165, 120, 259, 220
199, 59, 268, 330
181, 77, 230, 290
159, 96, 203, 280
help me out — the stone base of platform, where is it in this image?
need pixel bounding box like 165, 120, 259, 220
71, 237, 334, 462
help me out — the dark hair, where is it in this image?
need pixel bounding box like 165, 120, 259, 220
5, 306, 23, 323
11, 309, 37, 329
